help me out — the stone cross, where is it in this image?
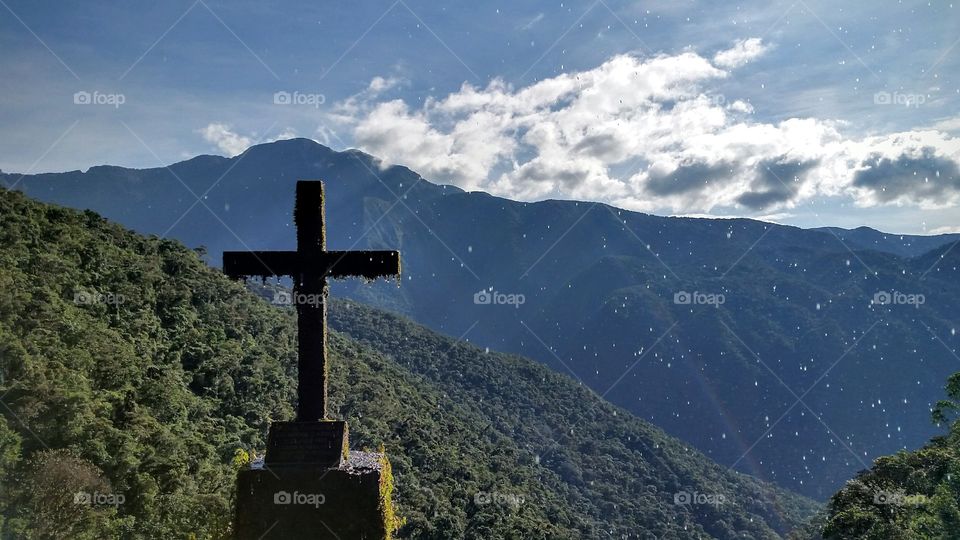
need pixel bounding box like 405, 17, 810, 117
223, 180, 400, 422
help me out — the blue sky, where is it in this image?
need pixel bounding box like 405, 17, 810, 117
0, 0, 958, 233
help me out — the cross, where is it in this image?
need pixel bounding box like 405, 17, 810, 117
223, 180, 401, 422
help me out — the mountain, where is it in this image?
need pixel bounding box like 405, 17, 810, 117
0, 187, 819, 538
7, 138, 960, 499
812, 226, 960, 258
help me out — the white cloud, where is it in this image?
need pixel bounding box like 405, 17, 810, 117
198, 124, 301, 156
713, 38, 770, 69
930, 116, 960, 133
199, 123, 252, 157
274, 127, 298, 141
669, 212, 794, 224
368, 76, 401, 95
754, 212, 795, 224
330, 75, 406, 123
332, 39, 960, 214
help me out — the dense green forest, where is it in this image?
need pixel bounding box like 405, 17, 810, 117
326, 298, 821, 538
812, 374, 960, 539
0, 187, 819, 538
13, 138, 960, 500
0, 189, 298, 537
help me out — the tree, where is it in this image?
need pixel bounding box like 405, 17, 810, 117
931, 372, 960, 427
18, 450, 119, 539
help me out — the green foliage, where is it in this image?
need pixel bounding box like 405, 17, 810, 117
816, 372, 960, 539
0, 188, 817, 538
327, 298, 820, 538
230, 449, 251, 471
0, 188, 295, 538
378, 450, 403, 539
931, 372, 960, 426
15, 449, 123, 539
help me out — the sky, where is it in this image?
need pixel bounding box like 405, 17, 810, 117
0, 0, 958, 234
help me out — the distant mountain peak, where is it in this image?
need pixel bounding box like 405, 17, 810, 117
239, 137, 333, 159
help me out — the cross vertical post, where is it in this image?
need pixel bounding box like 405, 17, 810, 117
294, 181, 327, 421
223, 180, 401, 427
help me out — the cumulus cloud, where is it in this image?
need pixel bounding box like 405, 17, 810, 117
713, 38, 770, 69
929, 116, 960, 133
367, 76, 402, 95
199, 123, 252, 157
198, 124, 301, 156
737, 158, 820, 210
851, 144, 960, 208
331, 38, 960, 214
330, 75, 406, 122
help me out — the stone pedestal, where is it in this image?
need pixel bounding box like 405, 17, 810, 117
234, 422, 396, 539
265, 420, 349, 467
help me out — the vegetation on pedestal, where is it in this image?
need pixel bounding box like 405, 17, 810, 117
378, 448, 403, 539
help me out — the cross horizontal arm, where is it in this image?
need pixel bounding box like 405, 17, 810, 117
224, 251, 298, 279
223, 250, 401, 280
323, 250, 401, 279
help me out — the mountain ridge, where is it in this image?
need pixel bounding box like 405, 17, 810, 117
0, 186, 818, 538
8, 138, 954, 249
5, 138, 960, 499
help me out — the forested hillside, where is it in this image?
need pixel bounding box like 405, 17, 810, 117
814, 373, 960, 539
11, 139, 960, 498
0, 187, 817, 538
0, 189, 297, 537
